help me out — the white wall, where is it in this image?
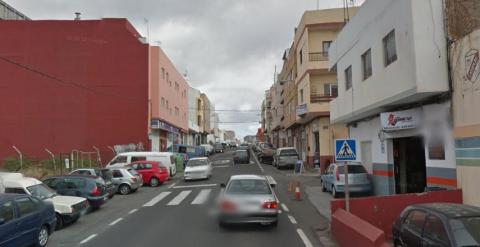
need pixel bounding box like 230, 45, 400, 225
329, 0, 449, 124
188, 85, 201, 131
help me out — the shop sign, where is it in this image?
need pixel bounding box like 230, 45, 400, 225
151, 119, 179, 134
296, 104, 307, 116
465, 49, 480, 84
380, 109, 421, 131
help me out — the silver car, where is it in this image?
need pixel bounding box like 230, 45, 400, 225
320, 163, 372, 198
109, 168, 143, 195
273, 147, 299, 169
218, 175, 278, 227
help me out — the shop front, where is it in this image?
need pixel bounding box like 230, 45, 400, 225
150, 119, 181, 152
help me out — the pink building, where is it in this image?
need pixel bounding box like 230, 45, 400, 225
149, 46, 188, 151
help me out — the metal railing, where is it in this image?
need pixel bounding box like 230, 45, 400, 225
308, 52, 329, 62
310, 92, 337, 103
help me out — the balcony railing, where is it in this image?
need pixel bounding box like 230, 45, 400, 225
308, 52, 328, 62
310, 92, 337, 103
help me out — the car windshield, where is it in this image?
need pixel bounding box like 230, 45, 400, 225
235, 151, 248, 157
27, 184, 57, 200
226, 179, 271, 195
337, 165, 367, 174
280, 149, 297, 156
450, 217, 480, 246
188, 159, 208, 167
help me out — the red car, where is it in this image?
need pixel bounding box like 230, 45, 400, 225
129, 161, 169, 187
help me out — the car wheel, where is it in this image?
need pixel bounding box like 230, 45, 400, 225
119, 184, 131, 195
218, 220, 229, 228
321, 180, 327, 192
270, 220, 278, 227
55, 213, 63, 230
150, 177, 160, 187
37, 225, 49, 247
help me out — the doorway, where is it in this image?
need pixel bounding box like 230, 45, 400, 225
393, 137, 426, 194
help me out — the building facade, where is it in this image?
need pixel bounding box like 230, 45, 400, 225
0, 19, 149, 162
187, 85, 201, 145
330, 0, 454, 195
0, 0, 29, 20
149, 46, 189, 152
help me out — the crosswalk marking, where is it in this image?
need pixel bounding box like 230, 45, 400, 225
143, 192, 171, 207
191, 189, 211, 205
167, 190, 192, 205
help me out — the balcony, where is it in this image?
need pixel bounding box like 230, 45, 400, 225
310, 92, 337, 103
308, 52, 328, 62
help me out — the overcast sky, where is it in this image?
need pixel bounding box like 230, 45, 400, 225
11, 0, 358, 139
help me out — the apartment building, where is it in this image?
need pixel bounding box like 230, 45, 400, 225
149, 46, 189, 152
187, 85, 201, 145
270, 79, 285, 148
330, 0, 454, 195
0, 0, 29, 20
200, 93, 212, 143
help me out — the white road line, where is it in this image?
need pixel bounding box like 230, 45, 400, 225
109, 218, 123, 226
278, 210, 282, 214
288, 215, 297, 224
173, 184, 217, 189
79, 234, 97, 244
167, 190, 192, 205
168, 182, 177, 189
191, 189, 212, 204
143, 192, 171, 207
297, 229, 314, 247
281, 203, 289, 212
128, 209, 138, 214
213, 165, 229, 168
251, 150, 265, 172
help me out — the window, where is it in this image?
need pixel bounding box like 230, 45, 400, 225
362, 49, 372, 80
428, 136, 445, 160
344, 66, 352, 90
198, 115, 202, 126
161, 68, 165, 79
169, 81, 172, 87
300, 89, 304, 103
5, 188, 26, 194
43, 178, 63, 190
166, 100, 169, 109
175, 107, 179, 116
0, 201, 15, 223
323, 41, 332, 55
383, 30, 397, 66
131, 156, 146, 162
404, 210, 426, 234
112, 170, 123, 178
299, 49, 303, 64
161, 97, 165, 107
324, 84, 338, 97
226, 179, 271, 195
166, 72, 169, 82
64, 178, 85, 189
15, 197, 37, 216
424, 215, 449, 245
111, 156, 127, 165
175, 82, 179, 90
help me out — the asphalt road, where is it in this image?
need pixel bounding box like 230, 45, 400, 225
48, 150, 327, 247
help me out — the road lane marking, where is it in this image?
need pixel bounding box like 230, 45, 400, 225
191, 189, 211, 205
278, 210, 282, 214
143, 192, 171, 207
167, 190, 192, 205
173, 184, 217, 189
168, 182, 177, 189
80, 234, 97, 244
296, 229, 314, 247
281, 203, 289, 212
128, 209, 138, 214
109, 218, 123, 226
213, 165, 229, 168
288, 215, 297, 224
251, 150, 265, 172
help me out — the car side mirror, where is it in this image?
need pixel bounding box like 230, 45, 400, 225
220, 183, 226, 188
0, 218, 5, 225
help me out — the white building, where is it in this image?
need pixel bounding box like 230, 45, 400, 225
187, 85, 201, 145
329, 0, 455, 195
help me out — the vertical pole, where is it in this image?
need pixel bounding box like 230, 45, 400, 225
344, 161, 350, 212
12, 146, 22, 171
45, 149, 56, 174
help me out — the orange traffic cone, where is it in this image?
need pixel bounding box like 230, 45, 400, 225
295, 186, 301, 201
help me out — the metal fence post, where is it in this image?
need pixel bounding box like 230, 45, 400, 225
45, 149, 56, 174
12, 146, 23, 171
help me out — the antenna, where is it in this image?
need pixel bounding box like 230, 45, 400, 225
144, 18, 150, 43
317, 0, 319, 10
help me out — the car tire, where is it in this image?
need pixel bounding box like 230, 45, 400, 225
119, 184, 131, 195
36, 225, 49, 247
218, 221, 229, 228
321, 180, 327, 192
55, 213, 63, 230
150, 177, 160, 187
270, 220, 278, 227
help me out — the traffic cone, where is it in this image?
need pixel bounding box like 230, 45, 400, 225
295, 185, 301, 201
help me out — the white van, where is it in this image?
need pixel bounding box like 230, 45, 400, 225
106, 152, 177, 177
0, 172, 88, 230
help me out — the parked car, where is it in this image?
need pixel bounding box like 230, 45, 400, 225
257, 143, 275, 164
184, 157, 212, 181
43, 175, 108, 210
106, 152, 177, 177
233, 150, 250, 164
201, 144, 214, 156
174, 144, 207, 159
0, 172, 88, 230
214, 143, 224, 153
320, 163, 372, 198
236, 146, 251, 160
393, 203, 480, 247
0, 194, 57, 247
69, 168, 116, 199
218, 175, 278, 227
130, 161, 169, 187
273, 147, 299, 169
108, 168, 143, 195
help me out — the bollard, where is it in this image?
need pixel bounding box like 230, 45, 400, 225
295, 185, 301, 201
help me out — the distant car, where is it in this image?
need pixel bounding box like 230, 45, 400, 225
0, 194, 57, 247
108, 168, 143, 195
236, 146, 251, 160
257, 143, 275, 164
214, 143, 224, 153
218, 175, 278, 227
1, 173, 88, 230
184, 157, 213, 181
106, 152, 177, 177
43, 175, 109, 209
273, 147, 299, 169
233, 150, 250, 164
320, 163, 372, 198
393, 203, 480, 247
201, 144, 214, 155
70, 168, 116, 199
130, 161, 169, 187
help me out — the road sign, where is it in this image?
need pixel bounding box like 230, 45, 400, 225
335, 139, 357, 161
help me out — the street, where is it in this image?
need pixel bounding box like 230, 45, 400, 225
48, 150, 327, 247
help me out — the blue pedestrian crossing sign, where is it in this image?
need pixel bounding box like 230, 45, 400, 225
335, 139, 357, 161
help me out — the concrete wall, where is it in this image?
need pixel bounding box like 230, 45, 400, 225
451, 28, 480, 207
0, 19, 149, 162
